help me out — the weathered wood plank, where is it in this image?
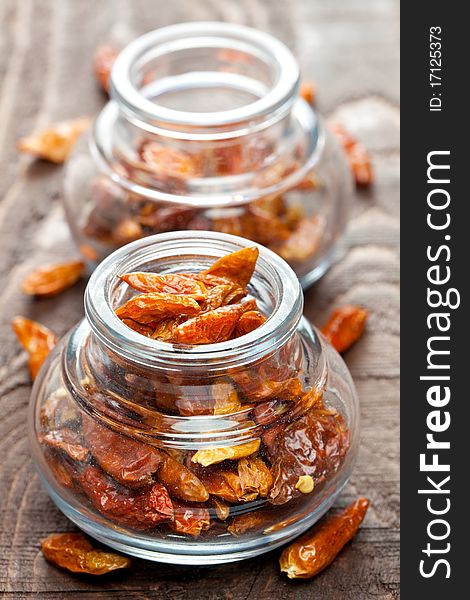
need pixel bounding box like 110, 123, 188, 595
0, 0, 400, 597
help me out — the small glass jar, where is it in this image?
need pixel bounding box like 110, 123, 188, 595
29, 231, 359, 564
64, 22, 353, 288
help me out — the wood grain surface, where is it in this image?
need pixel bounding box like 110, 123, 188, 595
0, 0, 400, 597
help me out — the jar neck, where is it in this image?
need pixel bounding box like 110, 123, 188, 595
91, 22, 322, 208
84, 231, 303, 374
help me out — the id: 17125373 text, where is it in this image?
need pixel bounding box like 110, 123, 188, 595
429, 26, 442, 112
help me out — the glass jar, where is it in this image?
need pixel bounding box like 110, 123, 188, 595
29, 231, 359, 564
64, 22, 353, 288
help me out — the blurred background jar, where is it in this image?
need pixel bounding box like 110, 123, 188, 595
29, 232, 359, 564
64, 22, 353, 288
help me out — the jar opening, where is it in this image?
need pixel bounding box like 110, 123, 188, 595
110, 22, 300, 133
85, 231, 303, 372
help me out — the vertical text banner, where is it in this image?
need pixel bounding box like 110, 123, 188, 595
401, 2, 466, 597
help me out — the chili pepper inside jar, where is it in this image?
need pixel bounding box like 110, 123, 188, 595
29, 231, 359, 564
64, 22, 353, 288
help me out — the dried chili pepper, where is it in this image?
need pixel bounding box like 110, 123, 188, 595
211, 497, 230, 521
115, 292, 201, 324
232, 341, 302, 402
137, 205, 197, 233
234, 369, 302, 403
44, 450, 74, 489
237, 456, 273, 498
198, 469, 257, 503
167, 379, 241, 417
235, 310, 267, 336
241, 205, 291, 248
263, 513, 300, 534
22, 260, 85, 298
321, 304, 368, 353
202, 246, 259, 288
328, 122, 357, 151
295, 475, 315, 494
140, 141, 202, 179
227, 510, 273, 536
120, 272, 207, 299
12, 316, 57, 380
279, 497, 369, 579
41, 429, 90, 463
173, 301, 256, 345
121, 318, 156, 337
276, 216, 324, 264
81, 415, 163, 487
157, 453, 209, 502
221, 471, 259, 502
211, 380, 242, 415
268, 407, 349, 505
171, 501, 211, 537
41, 532, 131, 575
76, 465, 173, 530
198, 470, 242, 503
172, 384, 218, 416
192, 439, 260, 467
151, 317, 183, 342
261, 422, 285, 456
93, 45, 119, 94
348, 143, 374, 187
46, 244, 358, 542
203, 283, 246, 311
79, 120, 340, 269
17, 118, 90, 164
112, 218, 143, 245
300, 80, 316, 105
329, 123, 373, 187
40, 388, 79, 429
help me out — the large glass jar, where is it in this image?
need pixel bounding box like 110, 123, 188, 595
64, 22, 353, 288
29, 232, 359, 564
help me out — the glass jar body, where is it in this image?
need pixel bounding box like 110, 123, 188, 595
30, 320, 358, 564
28, 231, 359, 564
63, 23, 352, 287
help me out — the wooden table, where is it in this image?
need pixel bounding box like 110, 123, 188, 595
0, 0, 399, 597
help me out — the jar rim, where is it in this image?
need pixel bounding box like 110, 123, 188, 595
85, 231, 303, 371
110, 22, 300, 130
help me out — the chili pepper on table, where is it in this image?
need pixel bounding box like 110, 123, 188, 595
321, 304, 368, 353
12, 316, 57, 380
279, 497, 370, 579
17, 118, 90, 164
41, 532, 131, 575
22, 260, 85, 298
